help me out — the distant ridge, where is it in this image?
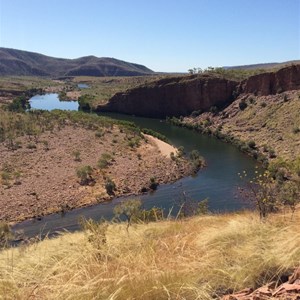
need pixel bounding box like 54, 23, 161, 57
0, 48, 154, 77
224, 60, 300, 70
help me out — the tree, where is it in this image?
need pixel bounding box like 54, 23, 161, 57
149, 177, 158, 190
0, 222, 12, 248
7, 96, 30, 112
78, 95, 92, 111
239, 170, 280, 219
176, 191, 209, 218
239, 99, 248, 110
98, 153, 113, 169
105, 177, 116, 195
113, 199, 142, 230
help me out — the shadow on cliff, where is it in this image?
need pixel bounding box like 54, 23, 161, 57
96, 64, 300, 118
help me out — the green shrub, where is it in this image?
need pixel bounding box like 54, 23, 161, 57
292, 126, 300, 134
268, 149, 276, 158
191, 110, 202, 117
58, 91, 67, 101
247, 140, 256, 149
98, 153, 112, 169
113, 199, 142, 229
189, 150, 205, 173
149, 177, 158, 190
0, 222, 12, 248
248, 97, 256, 104
170, 152, 176, 161
78, 95, 93, 111
72, 150, 81, 162
76, 165, 93, 185
261, 102, 267, 108
80, 218, 108, 249
141, 128, 168, 142
26, 142, 37, 149
239, 99, 247, 110
127, 137, 140, 148
105, 177, 116, 195
1, 171, 11, 185
95, 129, 104, 138
177, 146, 185, 157
7, 96, 30, 112
209, 106, 218, 114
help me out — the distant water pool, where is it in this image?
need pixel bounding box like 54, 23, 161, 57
29, 93, 79, 111
77, 83, 89, 89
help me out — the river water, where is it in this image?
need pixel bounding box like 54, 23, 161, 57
13, 94, 258, 238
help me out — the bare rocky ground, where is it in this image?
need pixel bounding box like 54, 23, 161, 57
0, 125, 190, 223
222, 266, 300, 300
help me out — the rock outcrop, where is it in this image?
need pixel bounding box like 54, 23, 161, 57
97, 75, 238, 118
238, 64, 300, 96
97, 64, 300, 118
222, 266, 300, 300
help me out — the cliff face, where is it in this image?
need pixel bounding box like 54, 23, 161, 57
97, 75, 238, 118
239, 64, 300, 95
97, 64, 300, 118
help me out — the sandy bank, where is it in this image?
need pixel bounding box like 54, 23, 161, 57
144, 134, 177, 158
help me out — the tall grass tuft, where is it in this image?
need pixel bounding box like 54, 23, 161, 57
0, 210, 299, 299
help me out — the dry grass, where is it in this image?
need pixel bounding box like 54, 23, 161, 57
222, 92, 300, 160
0, 210, 300, 299
185, 90, 300, 160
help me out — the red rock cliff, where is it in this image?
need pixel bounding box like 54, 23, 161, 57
97, 75, 238, 117
239, 64, 300, 95
97, 64, 300, 118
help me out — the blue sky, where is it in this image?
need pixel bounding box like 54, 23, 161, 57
0, 0, 299, 72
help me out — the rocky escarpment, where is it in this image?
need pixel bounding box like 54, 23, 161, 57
238, 64, 300, 95
97, 64, 300, 118
97, 75, 238, 118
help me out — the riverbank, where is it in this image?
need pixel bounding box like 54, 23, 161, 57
1, 208, 299, 299
0, 109, 192, 224
144, 134, 177, 157
182, 90, 300, 162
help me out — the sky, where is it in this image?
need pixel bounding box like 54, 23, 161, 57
0, 0, 299, 72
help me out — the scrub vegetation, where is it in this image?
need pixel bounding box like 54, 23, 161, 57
1, 66, 300, 299
0, 105, 192, 223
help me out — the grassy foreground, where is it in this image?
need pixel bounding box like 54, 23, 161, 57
0, 210, 300, 299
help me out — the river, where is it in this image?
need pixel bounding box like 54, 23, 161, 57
13, 94, 258, 238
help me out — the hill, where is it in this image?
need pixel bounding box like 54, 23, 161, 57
0, 48, 154, 77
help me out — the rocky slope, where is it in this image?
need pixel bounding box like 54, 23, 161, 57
0, 110, 192, 223
97, 64, 300, 118
97, 74, 238, 117
184, 90, 300, 160
0, 47, 154, 77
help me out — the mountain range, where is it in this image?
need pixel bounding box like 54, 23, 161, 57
0, 48, 154, 77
